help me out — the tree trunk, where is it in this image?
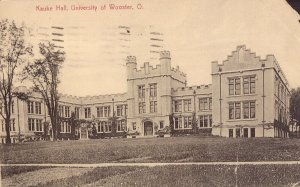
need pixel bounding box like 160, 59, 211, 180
5, 118, 11, 144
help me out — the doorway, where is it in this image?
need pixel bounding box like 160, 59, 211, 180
144, 121, 153, 136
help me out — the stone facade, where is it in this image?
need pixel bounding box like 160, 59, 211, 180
211, 45, 290, 138
0, 45, 290, 143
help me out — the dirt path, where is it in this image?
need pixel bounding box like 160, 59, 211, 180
1, 160, 300, 168
1, 167, 93, 187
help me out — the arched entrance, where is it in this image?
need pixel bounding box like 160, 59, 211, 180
144, 121, 153, 136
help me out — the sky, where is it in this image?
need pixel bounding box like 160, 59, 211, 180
0, 0, 300, 96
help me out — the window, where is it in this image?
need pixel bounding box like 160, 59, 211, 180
236, 128, 240, 137
75, 107, 80, 119
28, 101, 34, 114
65, 106, 70, 118
35, 102, 42, 114
199, 115, 212, 128
150, 101, 157, 113
84, 107, 91, 118
36, 119, 43, 132
97, 122, 104, 132
174, 100, 182, 112
250, 128, 255, 137
104, 106, 110, 117
138, 85, 145, 98
11, 101, 14, 114
244, 128, 249, 138
243, 101, 255, 119
174, 117, 181, 129
116, 105, 123, 116
104, 122, 112, 132
149, 83, 157, 97
124, 105, 128, 116
275, 75, 279, 96
61, 121, 71, 133
98, 106, 111, 117
97, 107, 101, 117
160, 121, 164, 129
183, 99, 191, 112
174, 116, 191, 130
243, 76, 255, 94
229, 77, 241, 95
117, 120, 125, 132
183, 117, 192, 129
209, 98, 212, 110
132, 122, 136, 130
250, 77, 255, 94
229, 102, 241, 120
199, 98, 209, 111
139, 102, 146, 114
229, 129, 233, 137
28, 118, 35, 131
59, 105, 64, 117
10, 119, 16, 132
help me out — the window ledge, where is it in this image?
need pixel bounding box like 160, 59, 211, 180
227, 118, 257, 122
174, 128, 192, 130
227, 94, 257, 98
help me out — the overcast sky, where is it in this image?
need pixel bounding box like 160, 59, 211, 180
1, 0, 300, 96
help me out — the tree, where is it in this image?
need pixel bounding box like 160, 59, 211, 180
23, 42, 65, 141
108, 112, 118, 137
290, 87, 300, 136
0, 19, 32, 144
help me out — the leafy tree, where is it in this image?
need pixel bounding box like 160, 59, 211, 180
108, 112, 118, 137
0, 19, 32, 144
290, 87, 300, 135
169, 114, 174, 135
23, 42, 65, 141
68, 112, 81, 140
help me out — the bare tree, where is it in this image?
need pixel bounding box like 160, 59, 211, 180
0, 19, 32, 144
23, 42, 65, 141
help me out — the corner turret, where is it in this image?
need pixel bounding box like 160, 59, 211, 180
159, 51, 171, 75
126, 56, 137, 79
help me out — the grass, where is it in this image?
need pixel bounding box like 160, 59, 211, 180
19, 165, 300, 187
1, 136, 300, 164
1, 137, 300, 186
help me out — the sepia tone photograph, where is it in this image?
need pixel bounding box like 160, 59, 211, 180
0, 0, 300, 186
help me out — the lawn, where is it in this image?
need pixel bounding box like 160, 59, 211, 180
1, 136, 300, 186
1, 136, 300, 164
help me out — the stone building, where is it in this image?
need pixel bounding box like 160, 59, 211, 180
211, 45, 290, 138
0, 45, 290, 143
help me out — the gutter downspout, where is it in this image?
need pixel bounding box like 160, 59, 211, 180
219, 71, 222, 136
262, 64, 265, 137
17, 98, 20, 143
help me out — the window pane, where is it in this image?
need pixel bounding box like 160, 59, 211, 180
229, 103, 234, 119
235, 103, 241, 119
243, 102, 249, 119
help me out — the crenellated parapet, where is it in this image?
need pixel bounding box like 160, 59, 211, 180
171, 66, 187, 83
80, 93, 127, 105
172, 84, 212, 96
59, 94, 82, 104
126, 51, 186, 84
